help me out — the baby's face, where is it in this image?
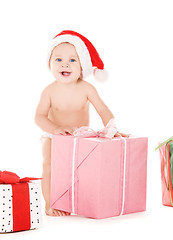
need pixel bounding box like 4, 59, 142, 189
49, 43, 82, 84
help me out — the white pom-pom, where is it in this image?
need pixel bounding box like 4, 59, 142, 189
94, 68, 109, 82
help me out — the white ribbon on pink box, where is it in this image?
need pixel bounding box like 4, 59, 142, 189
72, 127, 127, 215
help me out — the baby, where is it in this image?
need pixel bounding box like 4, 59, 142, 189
35, 30, 127, 216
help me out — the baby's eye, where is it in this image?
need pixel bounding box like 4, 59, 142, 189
70, 59, 76, 62
56, 58, 62, 62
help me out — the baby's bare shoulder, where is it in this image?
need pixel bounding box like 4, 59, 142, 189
79, 80, 97, 96
41, 82, 56, 95
78, 80, 95, 97
38, 82, 57, 104
79, 80, 95, 91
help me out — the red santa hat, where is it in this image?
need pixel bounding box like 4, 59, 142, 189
48, 30, 108, 82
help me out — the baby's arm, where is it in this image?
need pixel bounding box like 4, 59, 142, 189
35, 87, 58, 134
86, 83, 114, 126
86, 83, 130, 138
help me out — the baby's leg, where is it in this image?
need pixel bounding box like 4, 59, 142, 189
41, 137, 70, 216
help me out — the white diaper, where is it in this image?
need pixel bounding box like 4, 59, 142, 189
41, 132, 52, 140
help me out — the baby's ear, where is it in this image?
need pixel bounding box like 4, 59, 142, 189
48, 60, 52, 70
48, 51, 53, 70
80, 71, 83, 80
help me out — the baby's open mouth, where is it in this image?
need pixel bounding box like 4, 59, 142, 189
61, 71, 71, 76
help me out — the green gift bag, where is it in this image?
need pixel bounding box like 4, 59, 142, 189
169, 142, 173, 186
156, 136, 173, 206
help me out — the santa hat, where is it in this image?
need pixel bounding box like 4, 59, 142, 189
48, 30, 108, 82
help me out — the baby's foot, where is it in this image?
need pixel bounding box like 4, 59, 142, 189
56, 210, 71, 216
45, 207, 59, 216
46, 207, 71, 216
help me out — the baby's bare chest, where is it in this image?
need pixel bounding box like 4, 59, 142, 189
50, 90, 88, 111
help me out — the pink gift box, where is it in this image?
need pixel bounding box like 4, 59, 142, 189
50, 135, 148, 219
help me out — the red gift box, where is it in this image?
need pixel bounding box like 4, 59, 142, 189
0, 171, 42, 233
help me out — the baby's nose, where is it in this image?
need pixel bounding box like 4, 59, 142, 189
62, 61, 69, 67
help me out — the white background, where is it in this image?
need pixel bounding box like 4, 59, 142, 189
0, 0, 173, 239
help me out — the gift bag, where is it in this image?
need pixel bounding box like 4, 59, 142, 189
156, 137, 173, 206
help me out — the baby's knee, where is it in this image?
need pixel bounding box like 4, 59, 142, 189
42, 139, 51, 160
42, 151, 51, 169
41, 138, 51, 173
42, 160, 51, 175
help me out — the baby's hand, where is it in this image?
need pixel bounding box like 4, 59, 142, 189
54, 128, 73, 136
114, 132, 130, 138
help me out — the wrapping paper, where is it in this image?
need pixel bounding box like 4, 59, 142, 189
0, 181, 42, 233
51, 135, 148, 219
